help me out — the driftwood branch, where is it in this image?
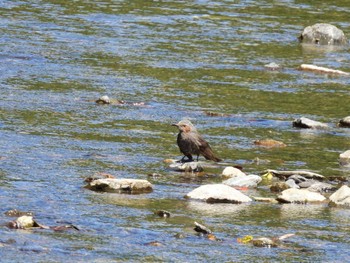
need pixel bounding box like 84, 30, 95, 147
300, 64, 350, 76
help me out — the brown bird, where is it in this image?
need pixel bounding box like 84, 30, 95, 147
172, 119, 222, 162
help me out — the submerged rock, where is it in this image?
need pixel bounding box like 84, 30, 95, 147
329, 185, 350, 206
338, 116, 350, 128
339, 150, 350, 166
264, 62, 281, 71
277, 188, 326, 204
299, 23, 348, 45
222, 166, 246, 178
85, 178, 153, 194
254, 139, 286, 147
223, 174, 262, 188
185, 184, 252, 203
292, 117, 328, 129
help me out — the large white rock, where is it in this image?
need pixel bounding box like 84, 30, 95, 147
222, 166, 246, 177
339, 150, 350, 166
223, 174, 262, 188
329, 185, 350, 206
85, 178, 153, 193
277, 188, 326, 204
185, 184, 252, 203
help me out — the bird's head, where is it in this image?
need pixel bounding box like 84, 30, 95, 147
172, 119, 196, 133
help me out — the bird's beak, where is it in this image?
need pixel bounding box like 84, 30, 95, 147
171, 123, 179, 127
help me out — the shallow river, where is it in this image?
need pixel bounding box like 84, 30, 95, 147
1, 0, 350, 262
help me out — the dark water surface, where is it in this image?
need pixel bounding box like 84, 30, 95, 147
1, 0, 350, 262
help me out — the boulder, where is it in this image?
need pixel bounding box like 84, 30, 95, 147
185, 184, 252, 203
222, 166, 246, 178
277, 188, 326, 204
338, 116, 350, 128
299, 23, 348, 45
329, 185, 350, 206
292, 117, 328, 129
339, 150, 350, 166
85, 178, 153, 194
223, 174, 262, 188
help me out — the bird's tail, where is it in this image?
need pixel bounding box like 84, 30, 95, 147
202, 147, 222, 162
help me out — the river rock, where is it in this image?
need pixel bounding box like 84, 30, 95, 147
329, 185, 350, 206
339, 150, 350, 166
85, 178, 153, 193
270, 182, 290, 192
338, 116, 350, 128
223, 174, 262, 188
306, 182, 336, 193
299, 23, 348, 45
277, 188, 326, 204
292, 117, 328, 129
288, 174, 308, 184
285, 179, 300, 189
169, 161, 204, 172
185, 184, 252, 203
222, 166, 246, 178
95, 95, 111, 104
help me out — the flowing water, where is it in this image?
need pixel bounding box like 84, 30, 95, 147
1, 0, 350, 262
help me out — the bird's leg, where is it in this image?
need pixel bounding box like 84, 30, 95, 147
196, 155, 199, 162
178, 154, 194, 163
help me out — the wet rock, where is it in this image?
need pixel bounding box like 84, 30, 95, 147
169, 161, 204, 172
85, 178, 153, 194
338, 116, 350, 128
145, 241, 163, 247
306, 182, 336, 193
270, 182, 290, 192
292, 117, 328, 129
339, 150, 350, 166
285, 179, 300, 189
298, 179, 319, 188
264, 62, 281, 71
50, 225, 79, 232
252, 237, 277, 248
277, 188, 326, 204
254, 139, 286, 147
194, 221, 212, 234
223, 174, 262, 188
185, 184, 252, 203
329, 185, 350, 206
155, 210, 171, 218
266, 169, 325, 180
299, 23, 348, 45
95, 95, 111, 104
7, 216, 39, 229
222, 166, 246, 178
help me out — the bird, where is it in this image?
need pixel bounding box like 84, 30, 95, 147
172, 119, 222, 162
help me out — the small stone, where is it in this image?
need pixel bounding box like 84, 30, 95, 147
252, 237, 277, 248
223, 174, 262, 188
270, 182, 290, 192
222, 166, 246, 178
4, 209, 33, 217
264, 62, 281, 71
338, 116, 350, 128
155, 210, 171, 218
292, 117, 328, 129
194, 221, 212, 234
339, 150, 350, 166
329, 185, 350, 206
277, 188, 326, 204
169, 161, 203, 172
185, 184, 252, 203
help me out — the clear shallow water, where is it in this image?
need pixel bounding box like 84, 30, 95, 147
1, 0, 350, 262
